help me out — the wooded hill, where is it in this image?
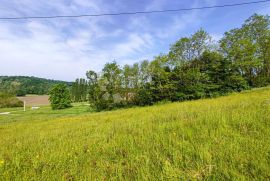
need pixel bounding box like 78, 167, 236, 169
0, 76, 72, 96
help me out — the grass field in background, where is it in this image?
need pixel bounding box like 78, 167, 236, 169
17, 95, 50, 106
0, 102, 91, 124
0, 88, 270, 180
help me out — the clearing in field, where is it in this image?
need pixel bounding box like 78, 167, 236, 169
17, 95, 50, 106
0, 88, 270, 180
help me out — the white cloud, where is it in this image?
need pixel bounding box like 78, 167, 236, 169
0, 3, 155, 81
0, 17, 155, 80
0, 23, 154, 80
113, 33, 153, 56
0, 0, 223, 81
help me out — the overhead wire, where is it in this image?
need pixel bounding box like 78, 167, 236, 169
0, 0, 269, 20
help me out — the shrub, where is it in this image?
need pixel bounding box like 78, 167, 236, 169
49, 84, 72, 110
0, 92, 23, 108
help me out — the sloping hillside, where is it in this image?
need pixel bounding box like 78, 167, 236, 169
0, 87, 269, 180
0, 76, 72, 96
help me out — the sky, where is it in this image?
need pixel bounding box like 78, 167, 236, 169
0, 0, 269, 81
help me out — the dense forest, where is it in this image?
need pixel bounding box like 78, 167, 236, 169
71, 14, 270, 111
0, 76, 71, 96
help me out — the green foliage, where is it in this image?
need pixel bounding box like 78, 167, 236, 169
220, 14, 270, 86
169, 29, 212, 66
0, 92, 23, 108
135, 83, 154, 106
86, 71, 98, 103
102, 61, 122, 107
0, 76, 71, 96
66, 14, 270, 112
71, 78, 88, 102
49, 84, 72, 110
199, 51, 249, 94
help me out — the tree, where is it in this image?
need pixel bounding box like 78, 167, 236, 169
71, 79, 79, 102
139, 60, 150, 86
86, 70, 107, 111
76, 14, 269, 111
131, 63, 140, 90
244, 14, 270, 85
220, 14, 270, 86
71, 78, 88, 102
173, 65, 209, 100
149, 55, 175, 102
122, 63, 140, 103
199, 51, 248, 94
135, 83, 154, 106
49, 84, 72, 110
169, 29, 213, 66
86, 70, 98, 101
102, 61, 122, 109
123, 64, 132, 101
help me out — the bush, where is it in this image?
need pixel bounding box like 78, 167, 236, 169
223, 75, 249, 92
0, 92, 23, 108
49, 84, 72, 110
135, 85, 154, 106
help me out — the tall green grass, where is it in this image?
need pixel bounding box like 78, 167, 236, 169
0, 88, 269, 180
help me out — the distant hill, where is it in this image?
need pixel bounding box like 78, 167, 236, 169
0, 76, 72, 96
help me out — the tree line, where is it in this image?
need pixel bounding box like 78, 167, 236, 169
0, 76, 71, 96
70, 78, 88, 102
69, 14, 269, 111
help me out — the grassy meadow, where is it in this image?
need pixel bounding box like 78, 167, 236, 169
0, 88, 270, 180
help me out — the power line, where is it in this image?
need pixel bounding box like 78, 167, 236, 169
0, 0, 269, 20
